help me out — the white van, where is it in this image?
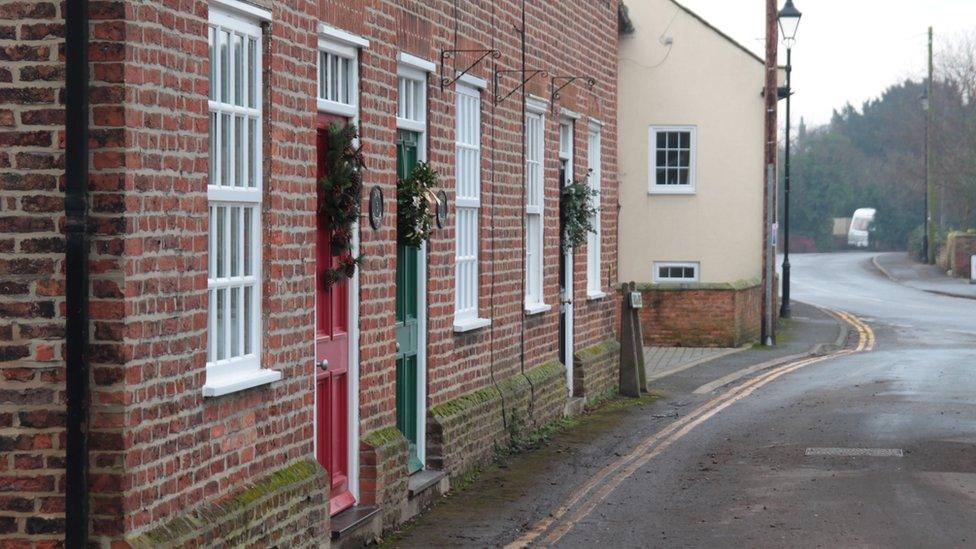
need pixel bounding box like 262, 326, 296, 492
848, 208, 876, 248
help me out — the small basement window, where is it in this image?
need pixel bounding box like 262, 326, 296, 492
653, 262, 699, 283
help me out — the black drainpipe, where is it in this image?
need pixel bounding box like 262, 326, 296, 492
65, 0, 91, 545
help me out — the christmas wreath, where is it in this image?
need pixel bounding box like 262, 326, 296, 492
560, 173, 600, 251
397, 161, 439, 248
319, 122, 366, 286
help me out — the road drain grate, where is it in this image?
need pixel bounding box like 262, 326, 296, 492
805, 447, 904, 457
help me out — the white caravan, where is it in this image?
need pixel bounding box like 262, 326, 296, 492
847, 208, 876, 248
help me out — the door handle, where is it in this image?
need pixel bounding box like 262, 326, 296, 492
317, 359, 329, 371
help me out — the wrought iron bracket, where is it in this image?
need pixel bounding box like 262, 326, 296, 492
549, 75, 596, 112
440, 49, 501, 90
493, 69, 548, 106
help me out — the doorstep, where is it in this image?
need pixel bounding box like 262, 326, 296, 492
331, 505, 382, 547
402, 469, 450, 523
564, 396, 586, 417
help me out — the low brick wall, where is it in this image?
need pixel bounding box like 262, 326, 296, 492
947, 233, 976, 279
636, 280, 762, 348
574, 339, 621, 402
127, 459, 329, 548
427, 360, 567, 478
360, 427, 409, 531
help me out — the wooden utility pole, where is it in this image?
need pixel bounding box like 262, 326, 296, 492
762, 0, 779, 343
926, 26, 936, 265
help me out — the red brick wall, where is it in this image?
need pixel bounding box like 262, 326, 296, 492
320, 0, 620, 440
1, 0, 618, 541
0, 1, 69, 544
99, 0, 325, 542
638, 285, 762, 348
2, 0, 329, 544
948, 233, 976, 279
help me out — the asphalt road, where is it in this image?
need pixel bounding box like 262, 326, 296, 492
550, 252, 976, 547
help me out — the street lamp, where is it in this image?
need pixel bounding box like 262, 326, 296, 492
778, 0, 801, 319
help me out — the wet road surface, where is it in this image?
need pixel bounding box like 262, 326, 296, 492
549, 252, 976, 547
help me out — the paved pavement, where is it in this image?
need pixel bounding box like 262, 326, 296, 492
872, 251, 976, 300
390, 252, 976, 548
644, 346, 744, 382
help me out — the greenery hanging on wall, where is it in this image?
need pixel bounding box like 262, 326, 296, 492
397, 161, 440, 248
560, 173, 600, 251
319, 122, 366, 286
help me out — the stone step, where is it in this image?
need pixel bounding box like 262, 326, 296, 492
331, 505, 381, 547
402, 469, 450, 523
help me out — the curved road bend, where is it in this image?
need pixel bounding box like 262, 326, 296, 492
540, 252, 976, 547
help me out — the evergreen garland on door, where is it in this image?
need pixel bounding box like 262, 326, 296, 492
397, 161, 439, 248
560, 173, 600, 251
319, 122, 366, 286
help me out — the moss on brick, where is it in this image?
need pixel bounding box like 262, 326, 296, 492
429, 360, 569, 478
431, 384, 502, 420
523, 359, 564, 385
362, 425, 407, 448
630, 277, 761, 292
573, 338, 621, 403
576, 339, 620, 362
130, 458, 327, 547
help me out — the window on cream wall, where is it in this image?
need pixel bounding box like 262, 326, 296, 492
649, 125, 697, 194
524, 101, 548, 314
454, 82, 489, 332
587, 122, 603, 297
204, 0, 280, 397
654, 262, 700, 283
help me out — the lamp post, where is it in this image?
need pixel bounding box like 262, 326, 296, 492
778, 0, 801, 319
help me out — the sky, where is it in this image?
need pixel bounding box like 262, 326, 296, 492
676, 0, 976, 128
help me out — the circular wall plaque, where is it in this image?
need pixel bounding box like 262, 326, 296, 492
435, 190, 449, 229
368, 186, 384, 230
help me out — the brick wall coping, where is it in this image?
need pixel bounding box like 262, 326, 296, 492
619, 277, 762, 292
576, 339, 620, 362
430, 360, 564, 421
126, 459, 327, 547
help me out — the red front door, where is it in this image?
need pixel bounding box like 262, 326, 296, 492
315, 114, 354, 516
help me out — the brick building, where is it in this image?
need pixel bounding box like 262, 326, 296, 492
0, 0, 620, 545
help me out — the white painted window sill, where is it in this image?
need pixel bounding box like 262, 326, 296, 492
648, 187, 696, 196
453, 317, 492, 333
202, 369, 282, 397
524, 303, 552, 316
586, 291, 608, 301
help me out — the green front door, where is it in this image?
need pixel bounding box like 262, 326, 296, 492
396, 130, 423, 474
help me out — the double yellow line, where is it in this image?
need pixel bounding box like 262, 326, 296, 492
507, 309, 875, 548
830, 308, 875, 352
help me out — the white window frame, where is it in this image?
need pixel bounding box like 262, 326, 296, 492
524, 98, 550, 315
204, 0, 279, 397
396, 66, 426, 133
653, 261, 700, 283
648, 125, 697, 195
586, 121, 605, 299
315, 29, 360, 119
454, 82, 491, 332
